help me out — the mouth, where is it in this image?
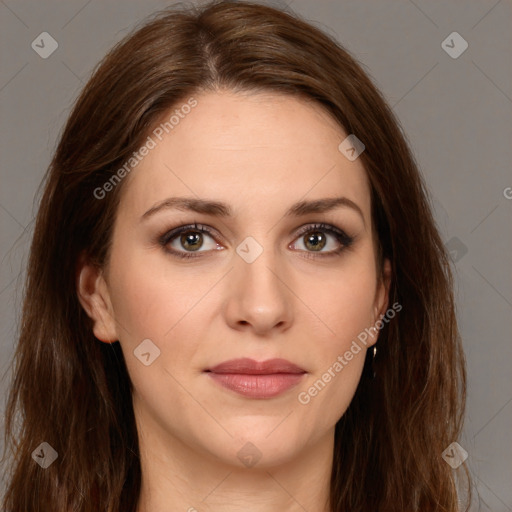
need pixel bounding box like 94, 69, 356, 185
204, 358, 307, 399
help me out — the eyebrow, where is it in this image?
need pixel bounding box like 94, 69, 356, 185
141, 196, 365, 225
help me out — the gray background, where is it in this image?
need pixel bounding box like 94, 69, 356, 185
1, 0, 511, 509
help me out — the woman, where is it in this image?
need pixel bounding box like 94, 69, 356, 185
2, 1, 470, 510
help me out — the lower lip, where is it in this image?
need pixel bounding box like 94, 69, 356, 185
207, 372, 305, 399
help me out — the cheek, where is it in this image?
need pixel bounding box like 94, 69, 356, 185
107, 245, 227, 386
107, 256, 206, 420
292, 254, 378, 425
305, 255, 378, 348
108, 237, 204, 340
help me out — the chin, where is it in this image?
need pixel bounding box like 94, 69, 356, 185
207, 420, 307, 469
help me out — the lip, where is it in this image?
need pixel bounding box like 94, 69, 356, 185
205, 358, 306, 399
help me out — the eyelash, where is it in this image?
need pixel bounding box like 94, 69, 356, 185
158, 222, 354, 260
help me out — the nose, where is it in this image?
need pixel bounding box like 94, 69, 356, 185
223, 241, 294, 336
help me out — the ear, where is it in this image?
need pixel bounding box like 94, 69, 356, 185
373, 258, 392, 322
76, 254, 118, 343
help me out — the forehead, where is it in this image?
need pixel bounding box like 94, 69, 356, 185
119, 90, 371, 223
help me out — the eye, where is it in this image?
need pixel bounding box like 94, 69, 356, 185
158, 222, 354, 260
159, 223, 222, 259
290, 223, 354, 258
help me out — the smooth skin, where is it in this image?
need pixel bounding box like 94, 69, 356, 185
78, 89, 391, 512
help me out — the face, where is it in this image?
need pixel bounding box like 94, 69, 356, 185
78, 90, 390, 470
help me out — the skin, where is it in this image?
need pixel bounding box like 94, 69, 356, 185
78, 89, 391, 512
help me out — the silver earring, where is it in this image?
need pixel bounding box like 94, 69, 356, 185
372, 346, 377, 379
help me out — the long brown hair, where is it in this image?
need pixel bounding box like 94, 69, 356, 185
2, 1, 470, 510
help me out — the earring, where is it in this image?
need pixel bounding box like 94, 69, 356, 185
372, 345, 377, 379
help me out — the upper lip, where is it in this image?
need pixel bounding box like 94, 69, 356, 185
205, 358, 306, 375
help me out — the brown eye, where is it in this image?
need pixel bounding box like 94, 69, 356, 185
291, 223, 354, 258
159, 223, 222, 260
179, 231, 204, 252
303, 231, 327, 252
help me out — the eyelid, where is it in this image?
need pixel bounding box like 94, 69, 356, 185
293, 222, 351, 241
